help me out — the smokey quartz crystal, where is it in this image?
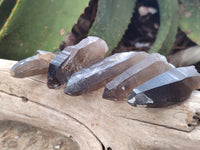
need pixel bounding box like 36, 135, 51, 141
128, 66, 200, 107
103, 53, 174, 100
10, 50, 55, 78
47, 36, 108, 89
65, 51, 148, 96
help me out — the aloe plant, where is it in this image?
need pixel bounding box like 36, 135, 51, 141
89, 0, 136, 56
1, 0, 200, 60
149, 0, 179, 55
0, 0, 16, 29
0, 0, 89, 60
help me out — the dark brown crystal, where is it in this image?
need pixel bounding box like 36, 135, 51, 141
47, 36, 108, 89
128, 66, 200, 107
65, 51, 148, 96
103, 53, 174, 100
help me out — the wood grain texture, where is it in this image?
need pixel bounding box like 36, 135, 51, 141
0, 59, 200, 150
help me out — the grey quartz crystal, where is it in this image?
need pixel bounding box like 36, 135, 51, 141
128, 66, 200, 107
103, 53, 174, 100
65, 51, 148, 96
47, 36, 109, 89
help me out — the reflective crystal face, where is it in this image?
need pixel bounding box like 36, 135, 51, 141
128, 66, 200, 107
65, 51, 148, 96
47, 36, 109, 89
103, 53, 174, 100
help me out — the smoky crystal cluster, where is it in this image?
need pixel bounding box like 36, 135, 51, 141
49, 37, 200, 107
10, 36, 200, 108
128, 66, 200, 107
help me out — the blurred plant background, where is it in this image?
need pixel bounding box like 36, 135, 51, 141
0, 0, 89, 60
0, 0, 200, 68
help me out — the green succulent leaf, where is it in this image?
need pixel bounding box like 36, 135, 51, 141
0, 0, 16, 29
149, 0, 179, 56
89, 0, 136, 56
0, 0, 89, 60
179, 0, 200, 46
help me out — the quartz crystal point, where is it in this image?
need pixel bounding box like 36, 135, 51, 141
47, 36, 109, 89
128, 66, 200, 107
10, 50, 55, 78
65, 52, 148, 96
103, 53, 174, 100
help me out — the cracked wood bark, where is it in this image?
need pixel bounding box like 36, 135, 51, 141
0, 59, 200, 150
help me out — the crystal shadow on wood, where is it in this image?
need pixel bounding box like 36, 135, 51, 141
128, 66, 200, 107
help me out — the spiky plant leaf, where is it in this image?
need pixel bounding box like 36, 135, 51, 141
149, 0, 179, 56
0, 0, 16, 29
89, 0, 136, 56
0, 0, 89, 60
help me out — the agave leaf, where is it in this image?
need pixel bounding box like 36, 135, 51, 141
0, 0, 89, 60
149, 0, 179, 56
179, 0, 200, 45
0, 0, 16, 29
89, 0, 136, 56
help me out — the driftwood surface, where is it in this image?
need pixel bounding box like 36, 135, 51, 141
0, 59, 200, 150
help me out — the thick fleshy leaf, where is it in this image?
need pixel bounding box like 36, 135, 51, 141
0, 0, 16, 29
149, 0, 179, 56
0, 0, 89, 60
89, 0, 136, 56
179, 0, 200, 46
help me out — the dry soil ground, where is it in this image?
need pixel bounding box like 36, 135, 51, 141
0, 121, 79, 150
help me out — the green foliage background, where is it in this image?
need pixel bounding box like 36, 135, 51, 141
0, 0, 89, 60
0, 0, 200, 60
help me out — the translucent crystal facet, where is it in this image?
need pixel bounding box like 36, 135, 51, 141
47, 36, 109, 89
128, 66, 200, 107
65, 52, 148, 96
103, 53, 174, 100
10, 50, 55, 78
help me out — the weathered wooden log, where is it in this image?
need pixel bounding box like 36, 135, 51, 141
0, 59, 200, 150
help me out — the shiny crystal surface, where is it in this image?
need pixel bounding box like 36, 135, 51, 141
128, 66, 200, 107
65, 51, 148, 96
47, 36, 108, 89
10, 50, 55, 78
103, 53, 174, 100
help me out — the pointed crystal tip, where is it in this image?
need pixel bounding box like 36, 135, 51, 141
128, 92, 153, 107
102, 87, 117, 100
47, 78, 61, 89
9, 70, 15, 77
65, 84, 81, 96
9, 59, 28, 78
127, 66, 200, 107
10, 51, 54, 78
